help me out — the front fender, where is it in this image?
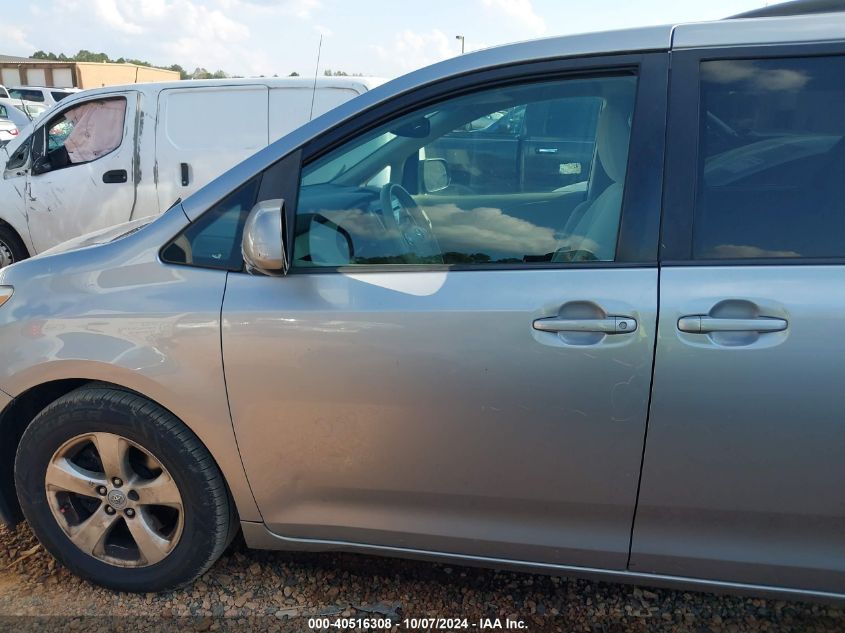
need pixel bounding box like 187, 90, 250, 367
0, 176, 34, 256
0, 207, 261, 522
0, 391, 14, 525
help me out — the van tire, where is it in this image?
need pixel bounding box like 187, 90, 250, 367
0, 224, 28, 267
14, 386, 233, 592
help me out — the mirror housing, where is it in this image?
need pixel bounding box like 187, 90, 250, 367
421, 158, 450, 193
31, 155, 52, 176
242, 198, 288, 276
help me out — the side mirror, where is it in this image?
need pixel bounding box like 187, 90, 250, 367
421, 158, 450, 193
242, 198, 288, 276
31, 155, 52, 176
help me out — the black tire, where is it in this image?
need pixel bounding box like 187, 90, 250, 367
14, 386, 233, 592
0, 224, 28, 267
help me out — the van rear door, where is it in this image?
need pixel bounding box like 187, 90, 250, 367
268, 85, 363, 142
155, 85, 269, 211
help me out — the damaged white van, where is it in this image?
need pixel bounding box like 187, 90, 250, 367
0, 76, 383, 266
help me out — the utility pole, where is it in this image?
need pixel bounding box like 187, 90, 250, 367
455, 35, 465, 54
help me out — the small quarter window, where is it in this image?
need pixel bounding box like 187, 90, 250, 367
5, 137, 31, 171
161, 179, 260, 271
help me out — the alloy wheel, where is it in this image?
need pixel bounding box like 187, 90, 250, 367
0, 240, 13, 268
45, 432, 184, 567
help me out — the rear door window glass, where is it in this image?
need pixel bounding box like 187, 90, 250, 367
694, 56, 845, 259
9, 88, 44, 103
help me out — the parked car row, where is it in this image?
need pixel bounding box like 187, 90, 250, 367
0, 96, 48, 147
1, 85, 79, 106
0, 76, 384, 265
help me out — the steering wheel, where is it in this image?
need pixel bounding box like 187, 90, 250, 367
379, 183, 443, 263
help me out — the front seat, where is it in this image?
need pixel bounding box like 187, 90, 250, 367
555, 101, 631, 261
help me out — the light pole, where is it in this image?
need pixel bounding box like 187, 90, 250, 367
455, 35, 465, 54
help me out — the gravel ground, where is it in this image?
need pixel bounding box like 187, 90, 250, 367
0, 523, 842, 632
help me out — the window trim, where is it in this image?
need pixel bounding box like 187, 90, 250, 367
34, 95, 129, 173
287, 52, 669, 274
661, 42, 845, 267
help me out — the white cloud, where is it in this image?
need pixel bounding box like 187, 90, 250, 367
287, 0, 321, 19
372, 29, 457, 75
216, 0, 321, 18
4, 25, 34, 54
92, 0, 144, 34
50, 0, 268, 74
481, 0, 546, 35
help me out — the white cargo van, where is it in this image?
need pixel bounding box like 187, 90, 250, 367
0, 76, 383, 265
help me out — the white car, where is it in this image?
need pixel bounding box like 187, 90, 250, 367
0, 118, 17, 146
7, 86, 78, 107
0, 76, 384, 264
0, 98, 43, 127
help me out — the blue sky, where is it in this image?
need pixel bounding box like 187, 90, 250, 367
5, 0, 768, 78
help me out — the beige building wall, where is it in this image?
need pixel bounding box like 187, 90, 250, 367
75, 63, 179, 88
0, 61, 179, 89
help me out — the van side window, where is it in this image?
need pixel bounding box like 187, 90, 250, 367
42, 98, 127, 170
694, 56, 845, 259
294, 75, 636, 268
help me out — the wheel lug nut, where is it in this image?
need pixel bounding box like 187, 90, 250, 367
104, 506, 116, 515
96, 486, 108, 496
112, 478, 123, 487
125, 508, 135, 518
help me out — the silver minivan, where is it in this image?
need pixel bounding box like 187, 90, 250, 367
1, 2, 844, 600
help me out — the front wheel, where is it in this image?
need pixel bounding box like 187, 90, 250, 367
15, 386, 234, 592
0, 224, 28, 268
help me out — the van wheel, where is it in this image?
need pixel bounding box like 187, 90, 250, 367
14, 387, 234, 592
0, 225, 27, 268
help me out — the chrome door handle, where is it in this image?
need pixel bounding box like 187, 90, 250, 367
533, 316, 637, 334
678, 316, 788, 334
537, 147, 559, 154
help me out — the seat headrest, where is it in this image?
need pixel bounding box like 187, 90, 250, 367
596, 102, 630, 183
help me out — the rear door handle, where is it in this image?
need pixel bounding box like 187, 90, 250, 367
181, 162, 189, 186
533, 316, 637, 334
536, 147, 559, 154
102, 169, 127, 184
678, 316, 788, 334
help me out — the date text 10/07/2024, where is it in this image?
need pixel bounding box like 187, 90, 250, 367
307, 617, 529, 630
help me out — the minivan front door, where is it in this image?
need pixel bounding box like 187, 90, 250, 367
631, 50, 845, 594
223, 55, 668, 569
26, 93, 138, 253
